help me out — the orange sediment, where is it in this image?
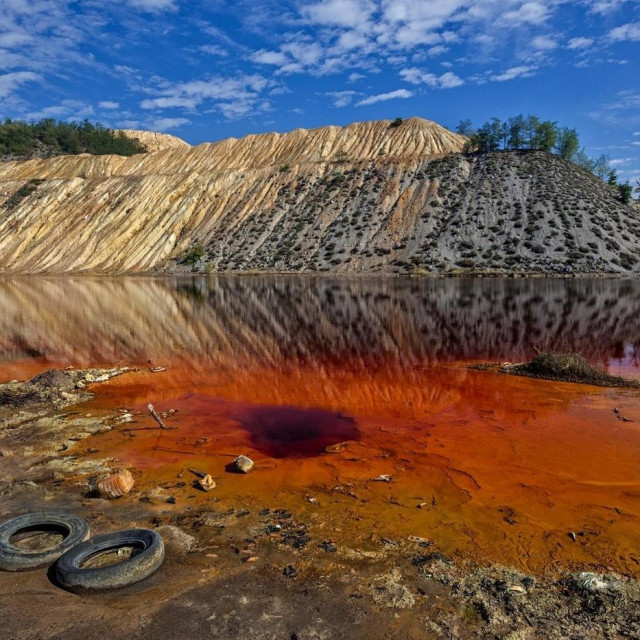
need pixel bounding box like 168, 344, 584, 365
73, 357, 640, 577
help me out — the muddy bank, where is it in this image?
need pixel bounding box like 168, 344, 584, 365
472, 352, 640, 389
1, 367, 639, 638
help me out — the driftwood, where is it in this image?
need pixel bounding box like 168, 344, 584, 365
147, 403, 169, 429
153, 447, 196, 455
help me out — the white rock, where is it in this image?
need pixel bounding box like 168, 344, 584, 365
156, 525, 197, 555
234, 455, 254, 473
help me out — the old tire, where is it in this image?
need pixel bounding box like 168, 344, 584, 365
56, 529, 164, 591
0, 512, 90, 572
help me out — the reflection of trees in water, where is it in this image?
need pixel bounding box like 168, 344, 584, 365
0, 276, 638, 368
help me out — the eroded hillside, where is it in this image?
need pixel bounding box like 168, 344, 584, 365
0, 118, 637, 274
119, 129, 190, 152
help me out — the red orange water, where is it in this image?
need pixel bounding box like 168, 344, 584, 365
1, 276, 640, 575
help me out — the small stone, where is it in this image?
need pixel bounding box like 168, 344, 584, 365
96, 469, 134, 499
75, 381, 86, 389
198, 474, 216, 491
574, 572, 619, 592
84, 373, 94, 382
508, 585, 526, 594
371, 474, 392, 482
156, 525, 197, 555
282, 564, 297, 578
233, 455, 254, 474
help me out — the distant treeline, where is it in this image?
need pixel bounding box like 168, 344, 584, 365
0, 118, 147, 160
456, 115, 608, 170
456, 115, 637, 203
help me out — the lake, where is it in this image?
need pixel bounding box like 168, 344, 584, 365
1, 275, 639, 574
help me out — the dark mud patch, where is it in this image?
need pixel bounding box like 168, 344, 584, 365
233, 404, 360, 458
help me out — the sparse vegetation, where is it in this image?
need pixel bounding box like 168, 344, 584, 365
503, 352, 640, 388
457, 115, 618, 185
184, 244, 205, 267
3, 179, 44, 209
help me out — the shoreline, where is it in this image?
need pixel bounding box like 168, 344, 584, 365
0, 269, 637, 280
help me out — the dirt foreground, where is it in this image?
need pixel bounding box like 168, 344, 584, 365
0, 368, 639, 640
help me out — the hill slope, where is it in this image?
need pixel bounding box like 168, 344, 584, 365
0, 118, 637, 275
118, 130, 190, 153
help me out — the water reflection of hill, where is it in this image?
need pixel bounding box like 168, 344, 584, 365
0, 276, 638, 369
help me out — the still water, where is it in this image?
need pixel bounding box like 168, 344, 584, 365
1, 276, 640, 574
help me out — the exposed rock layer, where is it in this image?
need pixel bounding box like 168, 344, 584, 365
118, 129, 190, 153
0, 118, 637, 274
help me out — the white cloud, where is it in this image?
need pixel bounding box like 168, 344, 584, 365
25, 99, 94, 121
0, 70, 40, 99
137, 73, 273, 119
568, 36, 594, 49
491, 65, 537, 81
426, 45, 448, 56
400, 67, 464, 88
610, 157, 634, 166
588, 91, 640, 127
199, 45, 228, 57
531, 35, 558, 50
348, 72, 365, 82
590, 0, 627, 14
609, 21, 640, 42
499, 2, 549, 26
99, 101, 119, 109
303, 0, 375, 28
141, 96, 199, 110
148, 117, 189, 131
324, 90, 359, 107
439, 71, 465, 88
356, 88, 412, 106
252, 50, 289, 65
126, 0, 177, 12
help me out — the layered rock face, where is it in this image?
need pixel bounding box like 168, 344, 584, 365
118, 129, 190, 152
0, 118, 637, 274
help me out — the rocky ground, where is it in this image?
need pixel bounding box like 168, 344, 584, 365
1, 368, 639, 639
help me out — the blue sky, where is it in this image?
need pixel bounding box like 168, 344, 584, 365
1, 1, 639, 182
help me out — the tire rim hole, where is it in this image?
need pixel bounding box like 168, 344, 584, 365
81, 543, 144, 569
9, 524, 69, 551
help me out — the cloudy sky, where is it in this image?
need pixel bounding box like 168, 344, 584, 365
1, 0, 639, 181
